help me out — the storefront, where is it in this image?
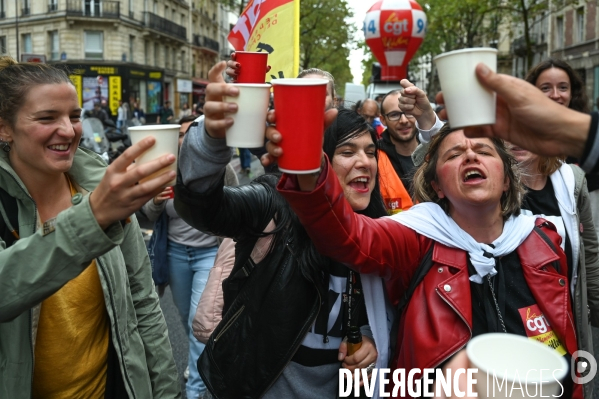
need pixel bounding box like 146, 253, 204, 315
52, 62, 165, 120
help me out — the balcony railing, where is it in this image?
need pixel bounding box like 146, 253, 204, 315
0, 11, 4, 18
48, 3, 58, 12
193, 34, 219, 52
66, 0, 120, 18
143, 12, 186, 41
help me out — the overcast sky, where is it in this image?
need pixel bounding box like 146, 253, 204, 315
346, 0, 376, 84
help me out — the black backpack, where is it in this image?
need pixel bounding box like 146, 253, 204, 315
0, 186, 19, 247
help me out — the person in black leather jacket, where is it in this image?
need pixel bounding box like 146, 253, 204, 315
174, 62, 391, 399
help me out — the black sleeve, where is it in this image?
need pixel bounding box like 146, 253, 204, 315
174, 173, 276, 241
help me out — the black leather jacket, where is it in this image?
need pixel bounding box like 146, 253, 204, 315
175, 173, 325, 399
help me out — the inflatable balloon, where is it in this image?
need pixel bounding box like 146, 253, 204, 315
364, 0, 427, 81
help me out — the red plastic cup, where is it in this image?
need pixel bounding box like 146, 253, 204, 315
235, 51, 268, 83
165, 186, 174, 199
271, 78, 328, 173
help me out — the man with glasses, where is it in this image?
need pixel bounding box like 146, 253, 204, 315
375, 90, 419, 215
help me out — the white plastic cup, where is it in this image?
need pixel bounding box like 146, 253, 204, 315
128, 124, 180, 186
434, 48, 498, 129
223, 83, 271, 148
466, 333, 569, 398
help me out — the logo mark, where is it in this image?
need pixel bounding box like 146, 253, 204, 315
571, 350, 597, 384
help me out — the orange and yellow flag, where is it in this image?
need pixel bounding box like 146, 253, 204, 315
228, 0, 300, 81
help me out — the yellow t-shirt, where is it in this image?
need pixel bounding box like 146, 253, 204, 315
32, 179, 109, 399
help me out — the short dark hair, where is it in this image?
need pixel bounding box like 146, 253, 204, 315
380, 89, 401, 115
178, 115, 197, 125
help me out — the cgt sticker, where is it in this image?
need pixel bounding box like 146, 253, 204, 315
518, 304, 567, 356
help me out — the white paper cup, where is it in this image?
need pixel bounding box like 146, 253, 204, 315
223, 83, 271, 148
128, 124, 180, 186
467, 333, 569, 398
434, 48, 497, 129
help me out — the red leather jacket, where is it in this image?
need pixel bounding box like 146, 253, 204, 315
278, 163, 582, 398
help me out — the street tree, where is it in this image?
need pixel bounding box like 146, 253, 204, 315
299, 0, 355, 97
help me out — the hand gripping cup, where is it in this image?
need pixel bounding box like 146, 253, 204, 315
466, 333, 568, 398
271, 78, 328, 174
128, 124, 180, 186
235, 51, 269, 84
434, 47, 497, 129
223, 83, 271, 148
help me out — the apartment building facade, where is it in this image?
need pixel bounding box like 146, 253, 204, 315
0, 0, 227, 119
551, 0, 599, 109
509, 1, 599, 110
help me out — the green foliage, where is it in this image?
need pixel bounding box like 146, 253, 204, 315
299, 0, 355, 97
359, 41, 376, 87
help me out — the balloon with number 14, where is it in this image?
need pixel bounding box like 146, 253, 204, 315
364, 0, 427, 81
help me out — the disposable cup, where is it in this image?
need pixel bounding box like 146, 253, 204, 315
433, 48, 497, 129
235, 51, 269, 84
466, 333, 569, 398
165, 186, 175, 199
128, 124, 180, 186
271, 78, 328, 174
223, 83, 271, 148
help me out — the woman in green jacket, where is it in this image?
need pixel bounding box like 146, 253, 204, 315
0, 57, 181, 398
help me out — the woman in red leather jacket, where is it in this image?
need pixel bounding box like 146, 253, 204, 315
266, 123, 585, 398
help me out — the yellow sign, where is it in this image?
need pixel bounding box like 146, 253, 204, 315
109, 76, 122, 115
90, 66, 117, 75
149, 72, 162, 79
69, 75, 83, 107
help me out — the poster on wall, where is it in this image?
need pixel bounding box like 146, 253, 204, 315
82, 76, 109, 110
147, 81, 162, 114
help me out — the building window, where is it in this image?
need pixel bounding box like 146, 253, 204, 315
555, 16, 564, 48
154, 42, 159, 66
129, 35, 134, 63
165, 46, 170, 69
48, 0, 57, 12
0, 36, 6, 55
577, 7, 585, 43
49, 30, 59, 60
22, 0, 30, 15
181, 50, 186, 72
22, 33, 32, 54
144, 40, 149, 65
84, 31, 103, 59
0, 0, 5, 19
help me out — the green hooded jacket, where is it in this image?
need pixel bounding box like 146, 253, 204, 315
0, 147, 180, 398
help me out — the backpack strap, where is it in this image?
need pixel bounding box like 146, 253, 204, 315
388, 242, 435, 362
0, 186, 19, 247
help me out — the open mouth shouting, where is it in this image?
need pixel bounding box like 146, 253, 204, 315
463, 168, 486, 183
348, 176, 371, 193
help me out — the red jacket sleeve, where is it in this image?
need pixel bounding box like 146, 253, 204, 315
277, 160, 427, 292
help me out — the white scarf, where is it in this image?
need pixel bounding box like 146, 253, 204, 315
389, 203, 538, 283
549, 162, 578, 293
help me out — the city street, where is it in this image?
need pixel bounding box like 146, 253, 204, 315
138, 154, 264, 398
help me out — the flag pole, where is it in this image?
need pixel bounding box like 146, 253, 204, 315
293, 0, 300, 77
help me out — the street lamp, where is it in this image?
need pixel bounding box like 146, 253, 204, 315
15, 0, 19, 61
